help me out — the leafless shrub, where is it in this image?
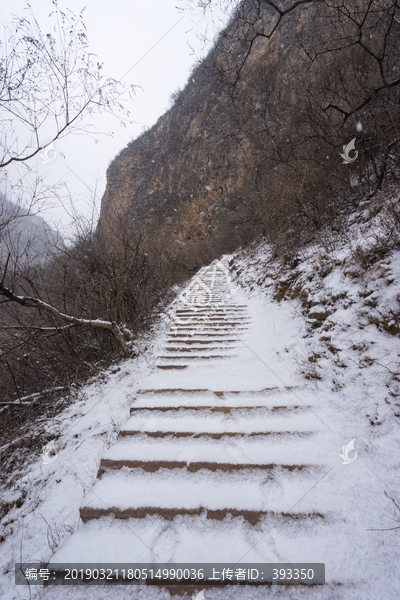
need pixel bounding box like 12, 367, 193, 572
39, 513, 75, 556
368, 491, 400, 531
208, 0, 400, 256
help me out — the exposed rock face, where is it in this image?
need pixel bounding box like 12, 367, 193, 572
99, 66, 255, 268
99, 0, 388, 271
98, 2, 307, 269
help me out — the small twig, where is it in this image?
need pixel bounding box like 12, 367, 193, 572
0, 386, 66, 406
367, 492, 400, 531
5, 359, 21, 403
0, 324, 76, 331
367, 524, 400, 531
1, 252, 10, 285
375, 361, 398, 376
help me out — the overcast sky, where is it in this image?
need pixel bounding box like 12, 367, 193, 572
0, 1, 231, 234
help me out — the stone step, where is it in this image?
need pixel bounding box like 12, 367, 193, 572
173, 318, 247, 322
157, 355, 237, 360
134, 583, 343, 597
129, 404, 304, 414
171, 311, 247, 315
51, 514, 353, 595
175, 314, 251, 324
170, 327, 248, 331
176, 304, 248, 308
172, 321, 250, 325
164, 346, 237, 356
163, 347, 236, 352
136, 387, 282, 396
166, 333, 240, 338
169, 313, 239, 317
174, 298, 237, 302
137, 388, 210, 394
88, 468, 324, 514
157, 365, 187, 370
97, 459, 314, 477
174, 316, 250, 320
122, 409, 314, 434
165, 338, 239, 343
168, 329, 248, 334
165, 339, 237, 345
176, 307, 244, 311
118, 430, 313, 439
177, 307, 244, 313
80, 505, 324, 526
177, 300, 235, 304
169, 326, 246, 331
167, 330, 242, 334
96, 436, 327, 476
131, 390, 303, 408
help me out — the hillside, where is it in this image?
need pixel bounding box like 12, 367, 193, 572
0, 2, 399, 598
0, 204, 399, 598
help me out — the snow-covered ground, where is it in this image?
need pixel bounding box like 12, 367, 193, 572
1, 219, 400, 599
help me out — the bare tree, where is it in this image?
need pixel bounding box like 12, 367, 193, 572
201, 0, 400, 254
0, 0, 136, 274
0, 274, 133, 358
0, 2, 139, 360
0, 1, 134, 169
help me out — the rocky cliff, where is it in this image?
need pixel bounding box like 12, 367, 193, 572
99, 1, 306, 268
98, 0, 400, 271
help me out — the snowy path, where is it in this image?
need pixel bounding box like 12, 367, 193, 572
39, 260, 400, 599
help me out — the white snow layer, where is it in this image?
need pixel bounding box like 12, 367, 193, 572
1, 239, 400, 600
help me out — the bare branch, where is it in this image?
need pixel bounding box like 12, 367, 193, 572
0, 282, 132, 357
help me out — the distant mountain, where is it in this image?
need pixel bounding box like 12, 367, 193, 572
0, 195, 62, 264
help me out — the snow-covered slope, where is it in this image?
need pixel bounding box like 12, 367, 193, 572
1, 227, 399, 599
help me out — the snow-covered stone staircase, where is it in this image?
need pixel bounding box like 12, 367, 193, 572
48, 260, 397, 598
80, 264, 325, 527
80, 389, 323, 525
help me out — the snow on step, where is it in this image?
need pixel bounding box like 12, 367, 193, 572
98, 434, 332, 466
175, 311, 249, 316
158, 354, 238, 360
164, 344, 238, 349
131, 389, 307, 408
135, 388, 282, 394
157, 365, 187, 370
161, 344, 239, 349
51, 512, 385, 597
165, 339, 238, 345
166, 332, 241, 338
170, 324, 248, 328
49, 514, 341, 569
170, 318, 248, 324
120, 410, 318, 435
80, 468, 327, 515
128, 405, 308, 416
